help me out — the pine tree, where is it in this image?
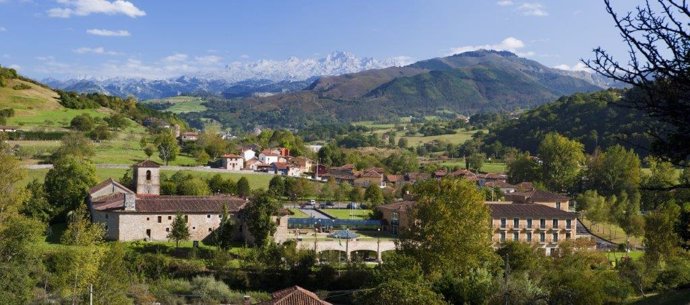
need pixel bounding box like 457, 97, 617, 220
168, 213, 190, 248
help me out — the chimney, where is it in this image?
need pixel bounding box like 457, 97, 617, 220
124, 193, 136, 211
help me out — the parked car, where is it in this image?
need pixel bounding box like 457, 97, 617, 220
301, 203, 316, 209
347, 202, 359, 209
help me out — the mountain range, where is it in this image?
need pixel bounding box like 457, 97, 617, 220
178, 50, 616, 130
43, 51, 412, 100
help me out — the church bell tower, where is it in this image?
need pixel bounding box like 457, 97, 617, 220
134, 160, 161, 195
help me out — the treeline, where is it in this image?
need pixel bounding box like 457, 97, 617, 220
56, 90, 187, 129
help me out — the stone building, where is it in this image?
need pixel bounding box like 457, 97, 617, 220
221, 154, 245, 171
88, 161, 247, 242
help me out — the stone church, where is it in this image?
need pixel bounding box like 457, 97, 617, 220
87, 160, 248, 242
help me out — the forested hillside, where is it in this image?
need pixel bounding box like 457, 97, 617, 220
485, 89, 654, 156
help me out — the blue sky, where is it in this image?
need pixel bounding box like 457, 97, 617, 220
0, 0, 638, 80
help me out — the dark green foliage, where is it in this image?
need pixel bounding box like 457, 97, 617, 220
0, 108, 15, 125
207, 174, 236, 194
105, 113, 130, 130
242, 192, 279, 247
93, 243, 133, 305
11, 83, 31, 90
236, 177, 250, 198
21, 179, 53, 223
44, 155, 98, 221
168, 213, 190, 248
69, 113, 96, 131
487, 89, 654, 157
0, 214, 45, 305
268, 176, 285, 197
382, 151, 418, 174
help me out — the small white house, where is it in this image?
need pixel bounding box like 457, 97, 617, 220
221, 154, 244, 171
259, 149, 281, 165
241, 148, 256, 161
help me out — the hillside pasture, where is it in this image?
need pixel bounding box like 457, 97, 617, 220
141, 96, 207, 113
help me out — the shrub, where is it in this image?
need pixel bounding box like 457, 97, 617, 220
12, 83, 31, 90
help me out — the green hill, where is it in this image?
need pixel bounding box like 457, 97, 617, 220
186, 50, 603, 130
140, 96, 207, 114
485, 89, 654, 156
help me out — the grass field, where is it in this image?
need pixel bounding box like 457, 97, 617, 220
580, 218, 643, 248
321, 209, 373, 220
23, 168, 273, 190
606, 250, 644, 262
288, 208, 310, 218
141, 96, 207, 113
403, 129, 478, 146
439, 160, 508, 173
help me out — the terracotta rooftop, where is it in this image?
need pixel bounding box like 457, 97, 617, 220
91, 193, 128, 211
505, 189, 569, 203
259, 286, 332, 305
487, 203, 577, 219
135, 160, 161, 168
385, 174, 402, 182
134, 195, 246, 213
273, 162, 290, 170
88, 178, 133, 195
222, 153, 242, 158
359, 169, 383, 178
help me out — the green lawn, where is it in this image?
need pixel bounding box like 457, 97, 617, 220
403, 129, 478, 146
606, 250, 644, 262
288, 208, 310, 218
321, 209, 373, 220
580, 218, 643, 248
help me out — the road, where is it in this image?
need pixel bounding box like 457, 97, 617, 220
25, 164, 277, 175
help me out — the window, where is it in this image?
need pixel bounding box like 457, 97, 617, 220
513, 218, 519, 228
208, 228, 212, 232
500, 218, 506, 228
566, 233, 571, 240
157, 216, 162, 223
526, 232, 532, 242
552, 219, 559, 228
105, 214, 108, 219
146, 217, 150, 221
105, 225, 108, 230
527, 218, 533, 228
192, 227, 196, 230
540, 232, 546, 242
392, 212, 399, 222
540, 219, 546, 228
566, 219, 572, 229
513, 232, 519, 241
556, 202, 561, 209
168, 216, 172, 220
499, 232, 506, 242
146, 170, 152, 181
166, 228, 169, 232
553, 233, 559, 242
185, 215, 189, 223
207, 215, 211, 218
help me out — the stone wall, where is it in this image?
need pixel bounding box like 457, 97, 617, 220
115, 212, 241, 242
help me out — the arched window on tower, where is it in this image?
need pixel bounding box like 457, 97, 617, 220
146, 170, 152, 181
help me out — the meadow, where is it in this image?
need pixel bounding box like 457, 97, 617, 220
321, 209, 373, 220
141, 96, 207, 113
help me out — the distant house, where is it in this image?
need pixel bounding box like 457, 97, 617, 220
241, 148, 256, 161
0, 126, 18, 133
259, 149, 282, 165
273, 162, 301, 177
244, 158, 264, 171
306, 144, 323, 153
354, 168, 385, 188
179, 131, 199, 142
221, 154, 244, 171
384, 174, 403, 187
290, 156, 314, 173
258, 286, 331, 305
323, 164, 357, 184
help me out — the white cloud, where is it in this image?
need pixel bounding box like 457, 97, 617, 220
448, 37, 534, 57
48, 0, 145, 18
163, 53, 188, 62
496, 0, 513, 6
553, 62, 591, 72
519, 3, 548, 16
195, 55, 223, 65
86, 28, 130, 37
74, 46, 119, 55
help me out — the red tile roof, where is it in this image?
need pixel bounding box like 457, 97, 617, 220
88, 178, 133, 194
259, 286, 332, 305
222, 153, 242, 158
91, 193, 128, 211
134, 195, 246, 213
487, 203, 577, 219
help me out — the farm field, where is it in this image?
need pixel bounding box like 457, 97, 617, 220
321, 209, 373, 220
439, 160, 508, 173
141, 96, 207, 113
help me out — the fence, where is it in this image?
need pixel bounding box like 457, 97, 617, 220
288, 218, 383, 230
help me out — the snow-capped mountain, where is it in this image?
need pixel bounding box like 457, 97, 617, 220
44, 51, 413, 100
